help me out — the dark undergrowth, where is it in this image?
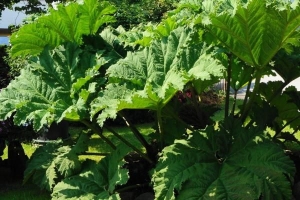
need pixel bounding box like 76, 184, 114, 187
0, 166, 51, 200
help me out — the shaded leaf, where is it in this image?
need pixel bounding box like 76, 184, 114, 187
152, 121, 294, 199
272, 48, 300, 84
24, 142, 82, 191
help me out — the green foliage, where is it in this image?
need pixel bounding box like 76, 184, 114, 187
110, 0, 178, 29
258, 84, 300, 135
0, 43, 109, 131
0, 0, 68, 16
52, 144, 131, 199
152, 119, 295, 199
204, 0, 300, 68
116, 6, 193, 48
0, 0, 299, 199
193, 0, 300, 125
0, 0, 21, 17
91, 26, 224, 127
0, 45, 11, 89
229, 57, 254, 91
23, 133, 89, 191
272, 48, 300, 84
9, 0, 116, 57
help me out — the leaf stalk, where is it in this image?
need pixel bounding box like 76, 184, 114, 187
81, 120, 116, 150
157, 108, 164, 149
241, 75, 262, 122
225, 54, 232, 118
104, 125, 153, 164
118, 111, 152, 156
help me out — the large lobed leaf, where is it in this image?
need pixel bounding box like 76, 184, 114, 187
0, 67, 71, 131
152, 120, 295, 200
10, 0, 116, 57
0, 43, 105, 131
204, 0, 300, 68
91, 26, 224, 126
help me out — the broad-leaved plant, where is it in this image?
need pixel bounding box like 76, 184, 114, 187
0, 0, 298, 199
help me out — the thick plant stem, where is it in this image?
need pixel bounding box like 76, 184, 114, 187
241, 76, 262, 122
118, 111, 152, 155
104, 125, 153, 164
80, 152, 109, 156
81, 120, 116, 150
157, 108, 164, 149
225, 54, 232, 118
231, 90, 238, 116
241, 75, 253, 116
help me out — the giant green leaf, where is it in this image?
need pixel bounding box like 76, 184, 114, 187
0, 67, 71, 131
10, 0, 116, 57
0, 43, 104, 131
91, 26, 224, 125
205, 0, 300, 68
152, 121, 295, 199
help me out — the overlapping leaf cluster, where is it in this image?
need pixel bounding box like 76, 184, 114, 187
91, 26, 224, 126
0, 0, 299, 199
